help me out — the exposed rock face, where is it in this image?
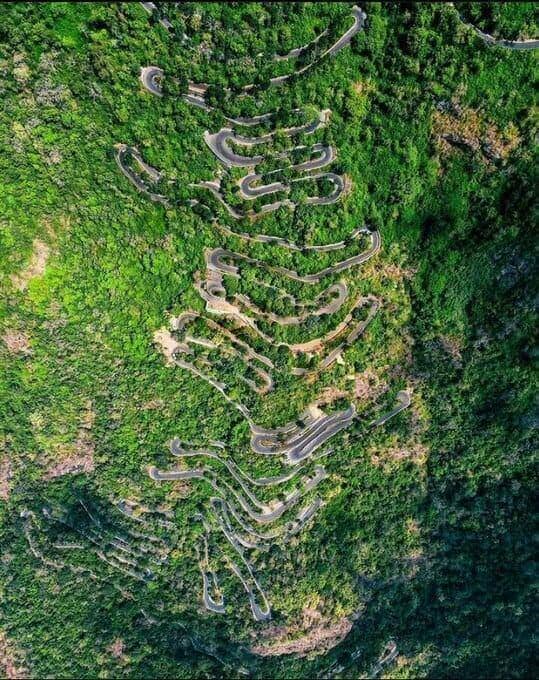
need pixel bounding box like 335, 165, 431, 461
432, 102, 521, 163
250, 609, 353, 657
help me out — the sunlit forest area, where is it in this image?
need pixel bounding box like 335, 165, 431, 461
0, 2, 537, 678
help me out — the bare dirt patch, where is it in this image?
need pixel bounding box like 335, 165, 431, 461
353, 368, 388, 401
378, 262, 417, 283
44, 401, 96, 480
106, 637, 130, 666
370, 442, 428, 468
45, 149, 62, 165
0, 631, 27, 679
168, 480, 191, 498
10, 239, 50, 291
141, 399, 165, 410
153, 328, 179, 365
2, 330, 31, 354
0, 457, 13, 501
317, 386, 349, 405
352, 79, 374, 96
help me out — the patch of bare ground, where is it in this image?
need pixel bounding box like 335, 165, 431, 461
0, 631, 27, 679
107, 638, 129, 665
2, 330, 31, 354
316, 386, 349, 405
251, 609, 353, 658
10, 239, 50, 291
342, 173, 353, 197
351, 79, 374, 97
141, 399, 165, 410
352, 368, 388, 402
44, 401, 95, 480
370, 441, 428, 468
168, 480, 191, 498
0, 456, 12, 501
45, 149, 62, 165
378, 261, 417, 282
153, 328, 179, 365
432, 102, 520, 163
43, 301, 68, 333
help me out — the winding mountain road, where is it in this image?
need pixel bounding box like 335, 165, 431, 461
204, 230, 380, 284
238, 144, 336, 199
451, 4, 539, 50
203, 112, 330, 168
133, 1, 420, 624
140, 66, 163, 96
114, 144, 168, 204
149, 462, 325, 523
370, 390, 412, 427
250, 404, 356, 462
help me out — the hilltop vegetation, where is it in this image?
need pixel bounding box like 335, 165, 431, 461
0, 2, 536, 679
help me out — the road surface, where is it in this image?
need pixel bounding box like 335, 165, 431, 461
204, 230, 380, 284
140, 66, 163, 96
238, 144, 335, 198
114, 144, 168, 204
451, 4, 539, 50
370, 391, 411, 427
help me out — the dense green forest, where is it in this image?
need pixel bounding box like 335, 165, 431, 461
0, 2, 537, 678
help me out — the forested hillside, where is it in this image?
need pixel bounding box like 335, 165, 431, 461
0, 2, 536, 678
